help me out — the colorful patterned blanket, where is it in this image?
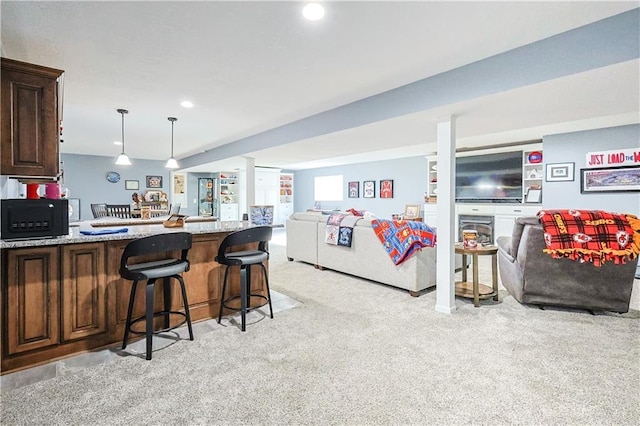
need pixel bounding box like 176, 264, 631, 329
325, 213, 361, 247
537, 209, 640, 266
371, 219, 436, 265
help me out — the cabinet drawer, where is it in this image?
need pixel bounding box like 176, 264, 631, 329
457, 204, 496, 215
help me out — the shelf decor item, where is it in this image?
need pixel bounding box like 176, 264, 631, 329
380, 179, 394, 199
545, 162, 575, 182
525, 187, 542, 203
348, 181, 359, 198
580, 166, 640, 193
363, 180, 375, 198
527, 151, 543, 163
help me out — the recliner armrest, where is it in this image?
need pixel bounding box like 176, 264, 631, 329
497, 236, 515, 262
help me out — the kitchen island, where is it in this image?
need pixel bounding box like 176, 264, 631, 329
1, 220, 266, 374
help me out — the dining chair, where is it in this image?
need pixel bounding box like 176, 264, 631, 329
106, 204, 132, 218
91, 203, 109, 219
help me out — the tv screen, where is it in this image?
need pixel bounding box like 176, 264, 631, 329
456, 151, 523, 203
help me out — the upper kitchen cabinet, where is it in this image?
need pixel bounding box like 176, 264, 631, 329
1, 58, 64, 179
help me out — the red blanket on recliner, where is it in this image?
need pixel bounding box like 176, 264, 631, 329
537, 209, 640, 266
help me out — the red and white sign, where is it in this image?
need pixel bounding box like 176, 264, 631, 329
585, 148, 640, 168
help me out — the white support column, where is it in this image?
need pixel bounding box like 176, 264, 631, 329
435, 118, 457, 314
243, 156, 256, 219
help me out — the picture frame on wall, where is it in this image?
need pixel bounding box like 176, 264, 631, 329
545, 162, 575, 182
363, 180, 375, 198
125, 180, 139, 190
580, 166, 640, 193
348, 181, 359, 198
379, 179, 394, 199
146, 175, 163, 188
404, 204, 420, 219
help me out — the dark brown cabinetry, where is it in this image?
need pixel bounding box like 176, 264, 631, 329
1, 58, 64, 178
61, 243, 107, 341
4, 247, 60, 355
1, 232, 260, 374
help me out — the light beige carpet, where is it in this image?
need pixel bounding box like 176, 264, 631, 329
1, 236, 639, 425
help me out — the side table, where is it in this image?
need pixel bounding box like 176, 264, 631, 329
454, 244, 499, 307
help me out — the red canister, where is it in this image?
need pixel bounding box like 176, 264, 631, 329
26, 183, 41, 199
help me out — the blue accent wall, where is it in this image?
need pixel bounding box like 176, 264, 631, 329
294, 156, 428, 219
60, 153, 169, 220
542, 124, 640, 214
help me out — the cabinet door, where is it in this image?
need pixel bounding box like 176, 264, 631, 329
61, 243, 107, 341
1, 59, 63, 177
5, 247, 60, 354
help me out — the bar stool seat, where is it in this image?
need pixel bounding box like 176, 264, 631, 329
119, 232, 194, 360
216, 226, 273, 331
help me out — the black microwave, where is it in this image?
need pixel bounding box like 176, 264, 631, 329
1, 199, 69, 240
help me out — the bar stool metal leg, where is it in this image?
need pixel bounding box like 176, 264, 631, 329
122, 280, 139, 350
146, 279, 156, 360
240, 266, 248, 332
259, 263, 274, 319
177, 275, 194, 340
218, 266, 231, 324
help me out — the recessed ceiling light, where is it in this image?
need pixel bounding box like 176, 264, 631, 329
181, 100, 194, 108
303, 3, 325, 21
113, 140, 122, 145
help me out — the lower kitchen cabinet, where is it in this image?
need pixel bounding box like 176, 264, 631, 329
4, 246, 60, 355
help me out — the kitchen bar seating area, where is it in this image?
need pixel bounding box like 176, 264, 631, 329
0, 219, 275, 373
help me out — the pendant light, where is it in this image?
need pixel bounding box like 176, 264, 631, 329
115, 108, 132, 165
165, 117, 179, 169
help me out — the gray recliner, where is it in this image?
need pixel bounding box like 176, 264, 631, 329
497, 217, 638, 313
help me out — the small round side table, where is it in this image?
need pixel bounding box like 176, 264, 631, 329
454, 244, 499, 307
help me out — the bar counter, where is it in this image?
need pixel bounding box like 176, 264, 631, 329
0, 216, 235, 249
1, 219, 266, 374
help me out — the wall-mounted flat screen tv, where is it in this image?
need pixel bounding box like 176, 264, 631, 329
456, 151, 523, 203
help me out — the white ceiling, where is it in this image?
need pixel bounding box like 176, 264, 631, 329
1, 1, 638, 172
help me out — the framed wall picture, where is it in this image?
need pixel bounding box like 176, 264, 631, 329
580, 166, 640, 193
146, 175, 163, 188
348, 181, 359, 198
249, 205, 274, 225
380, 179, 394, 199
545, 162, 575, 182
363, 180, 375, 198
125, 180, 139, 190
404, 204, 420, 219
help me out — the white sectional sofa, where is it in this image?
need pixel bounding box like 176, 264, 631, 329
286, 212, 441, 296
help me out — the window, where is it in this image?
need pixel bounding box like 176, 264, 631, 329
314, 175, 343, 201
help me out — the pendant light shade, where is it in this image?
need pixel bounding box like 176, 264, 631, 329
165, 117, 179, 169
115, 108, 131, 165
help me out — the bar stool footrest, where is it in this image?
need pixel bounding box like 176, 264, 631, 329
221, 294, 270, 313
128, 311, 188, 335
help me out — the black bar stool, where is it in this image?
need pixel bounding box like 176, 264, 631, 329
216, 226, 273, 331
119, 232, 194, 360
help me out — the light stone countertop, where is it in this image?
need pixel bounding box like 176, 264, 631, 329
0, 220, 253, 249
